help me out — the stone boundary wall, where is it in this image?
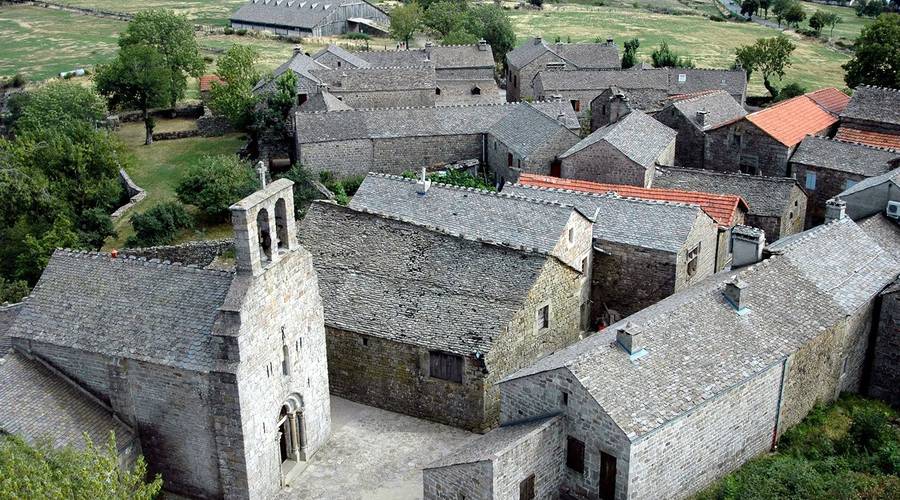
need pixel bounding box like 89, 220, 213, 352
152, 129, 202, 141
110, 169, 146, 221
197, 108, 234, 137
115, 104, 205, 124
0, 302, 23, 356
6, 0, 133, 21
120, 239, 234, 267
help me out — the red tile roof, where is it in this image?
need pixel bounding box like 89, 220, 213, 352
668, 89, 720, 102
835, 126, 900, 150
746, 88, 848, 147
199, 75, 224, 92
517, 174, 749, 226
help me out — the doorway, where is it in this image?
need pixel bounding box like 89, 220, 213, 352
599, 451, 616, 500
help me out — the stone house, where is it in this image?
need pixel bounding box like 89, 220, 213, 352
869, 278, 900, 407
298, 195, 591, 432
654, 167, 807, 242
293, 101, 578, 177
704, 88, 849, 176
559, 110, 676, 187
0, 180, 332, 499
789, 135, 900, 226
836, 85, 900, 150
517, 173, 749, 273
505, 37, 620, 102
230, 0, 390, 37
424, 216, 899, 500
654, 90, 748, 170
837, 166, 900, 220
502, 182, 719, 326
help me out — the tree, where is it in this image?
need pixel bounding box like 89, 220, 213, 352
96, 45, 172, 145
127, 201, 194, 247
650, 42, 694, 68
776, 82, 807, 101
734, 35, 796, 97
772, 0, 792, 26
759, 0, 771, 19
844, 13, 900, 89
809, 10, 827, 35
176, 155, 258, 219
823, 12, 842, 38
119, 9, 205, 111
783, 1, 806, 28
209, 45, 261, 130
529, 0, 544, 8
741, 0, 759, 18
390, 1, 423, 49
0, 433, 162, 498
10, 81, 107, 135
424, 0, 466, 36
462, 5, 517, 65
621, 38, 640, 69
855, 0, 884, 18
443, 29, 480, 45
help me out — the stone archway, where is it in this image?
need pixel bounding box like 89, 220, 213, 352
277, 394, 306, 485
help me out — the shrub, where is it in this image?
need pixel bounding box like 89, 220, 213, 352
223, 26, 234, 35
10, 73, 26, 88
402, 169, 495, 191
776, 82, 807, 101
175, 155, 258, 219
236, 28, 248, 36
276, 164, 327, 215
0, 277, 30, 304
848, 405, 892, 452
127, 202, 193, 247
343, 32, 371, 40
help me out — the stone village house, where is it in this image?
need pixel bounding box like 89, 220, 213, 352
298, 181, 593, 431
0, 180, 332, 499
230, 0, 390, 37
424, 216, 900, 500
837, 166, 900, 221
836, 85, 900, 150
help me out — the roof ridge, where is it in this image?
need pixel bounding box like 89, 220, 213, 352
54, 248, 235, 277
857, 84, 900, 93
671, 89, 730, 105
511, 183, 702, 211
659, 166, 797, 184
300, 101, 519, 114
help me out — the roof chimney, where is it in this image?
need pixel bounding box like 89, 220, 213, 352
606, 37, 614, 45
550, 94, 563, 103
730, 225, 765, 268
616, 322, 645, 357
110, 249, 118, 258
534, 36, 543, 45
723, 276, 749, 313
696, 109, 708, 127
316, 82, 329, 92
825, 197, 846, 223
425, 41, 434, 48
293, 45, 303, 56
557, 112, 566, 124
416, 167, 431, 195
478, 39, 488, 51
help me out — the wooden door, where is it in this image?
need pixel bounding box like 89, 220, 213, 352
599, 451, 616, 500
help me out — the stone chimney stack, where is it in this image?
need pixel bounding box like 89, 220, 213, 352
825, 198, 846, 223
616, 322, 644, 355
416, 167, 431, 195
478, 39, 488, 51
730, 225, 765, 268
293, 45, 303, 56
557, 112, 566, 124
723, 276, 748, 312
696, 109, 709, 128
534, 36, 543, 45
606, 37, 614, 45
230, 178, 297, 277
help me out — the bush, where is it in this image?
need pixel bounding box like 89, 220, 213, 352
776, 82, 807, 101
175, 155, 258, 219
0, 277, 30, 304
223, 26, 234, 35
126, 202, 193, 247
275, 164, 327, 215
343, 32, 371, 40
236, 28, 248, 36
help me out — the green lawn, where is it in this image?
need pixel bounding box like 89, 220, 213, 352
58, 0, 248, 26
508, 4, 853, 95
798, 1, 871, 42
105, 120, 246, 249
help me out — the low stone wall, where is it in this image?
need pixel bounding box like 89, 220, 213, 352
110, 169, 146, 221
0, 302, 23, 356
120, 239, 234, 267
197, 108, 234, 137
152, 129, 201, 141
114, 104, 204, 124
7, 0, 133, 21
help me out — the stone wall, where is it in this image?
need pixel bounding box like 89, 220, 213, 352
869, 283, 900, 406
331, 89, 436, 109
704, 120, 798, 177
508, 52, 567, 102
776, 185, 808, 241
560, 141, 648, 187
120, 239, 234, 267
493, 417, 567, 499
114, 104, 204, 123
655, 106, 705, 170
0, 303, 22, 356
198, 109, 235, 137
299, 139, 374, 177
110, 169, 146, 221
423, 460, 494, 499
673, 213, 719, 291
591, 242, 676, 323
789, 162, 864, 227
151, 129, 201, 141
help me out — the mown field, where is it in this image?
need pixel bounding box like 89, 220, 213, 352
798, 1, 870, 41
59, 0, 248, 26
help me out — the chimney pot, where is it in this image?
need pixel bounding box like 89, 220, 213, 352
825, 198, 846, 223
425, 41, 434, 48
606, 37, 614, 45
696, 109, 708, 127
293, 45, 303, 55
416, 167, 431, 195
111, 249, 118, 258
478, 39, 488, 51
724, 277, 748, 311
534, 36, 543, 45
616, 322, 644, 355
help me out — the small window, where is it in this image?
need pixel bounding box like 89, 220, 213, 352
805, 171, 817, 190
562, 391, 569, 406
581, 257, 588, 274
678, 73, 686, 83
789, 211, 794, 219
519, 474, 536, 500
536, 305, 550, 330
282, 344, 291, 375
298, 93, 308, 105
570, 99, 581, 112
507, 152, 513, 168
794, 200, 799, 207
686, 242, 701, 277
337, 61, 342, 67
435, 87, 441, 95
471, 86, 481, 95
566, 436, 585, 473
845, 179, 858, 190
730, 133, 742, 148
568, 227, 575, 244
429, 351, 463, 383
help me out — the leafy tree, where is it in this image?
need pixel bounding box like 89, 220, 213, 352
809, 10, 827, 35
621, 38, 640, 69
734, 35, 796, 97
424, 0, 465, 36
275, 164, 327, 215
96, 45, 172, 145
823, 12, 842, 38
175, 155, 258, 218
443, 29, 480, 45
776, 81, 807, 101
529, 0, 544, 8
16, 216, 81, 284
209, 45, 261, 130
10, 81, 107, 135
253, 72, 300, 145
759, 0, 771, 18
127, 201, 193, 247
844, 13, 900, 89
783, 1, 806, 28
650, 42, 694, 68
462, 5, 517, 65
0, 277, 29, 304
855, 0, 884, 18
119, 9, 205, 111
0, 433, 162, 498
772, 0, 792, 27
741, 0, 759, 18
390, 1, 423, 49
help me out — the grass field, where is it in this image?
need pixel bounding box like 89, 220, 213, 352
508, 4, 854, 94
59, 0, 248, 26
798, 1, 869, 41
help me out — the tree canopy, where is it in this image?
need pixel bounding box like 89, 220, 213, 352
463, 5, 517, 65
209, 45, 261, 130
735, 35, 796, 97
844, 13, 900, 89
390, 1, 423, 49
650, 42, 695, 68
621, 38, 640, 69
176, 155, 259, 219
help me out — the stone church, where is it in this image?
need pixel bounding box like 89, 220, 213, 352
0, 180, 331, 499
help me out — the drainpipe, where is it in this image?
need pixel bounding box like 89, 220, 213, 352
771, 357, 789, 450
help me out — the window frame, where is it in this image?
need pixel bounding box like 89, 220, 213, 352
566, 436, 585, 473
536, 304, 550, 331
685, 242, 702, 277
519, 474, 536, 500
429, 351, 464, 383
805, 171, 817, 190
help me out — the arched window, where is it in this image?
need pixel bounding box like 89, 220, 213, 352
275, 198, 289, 252
257, 208, 272, 263
435, 87, 441, 95
282, 344, 291, 375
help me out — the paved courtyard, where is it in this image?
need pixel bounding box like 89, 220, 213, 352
279, 396, 476, 499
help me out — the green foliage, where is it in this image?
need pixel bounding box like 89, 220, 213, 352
855, 0, 884, 18
127, 201, 193, 247
621, 38, 640, 69
759, 0, 771, 18
462, 5, 517, 65
783, 1, 806, 28
11, 81, 107, 135
424, 0, 466, 36
401, 168, 495, 191
119, 9, 205, 110
16, 216, 81, 285
253, 72, 299, 142
844, 13, 900, 89
776, 81, 807, 101
530, 0, 544, 8
275, 164, 327, 215
650, 41, 694, 68
0, 432, 162, 498
772, 0, 798, 27
735, 35, 796, 97
175, 155, 257, 219
209, 45, 261, 130
741, 0, 759, 18
318, 171, 363, 206
443, 29, 480, 45
809, 10, 827, 35
390, 1, 424, 48
0, 277, 30, 304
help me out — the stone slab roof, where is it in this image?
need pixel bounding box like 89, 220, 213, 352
506, 38, 619, 70
8, 250, 234, 372
255, 51, 330, 92
839, 166, 900, 197
310, 66, 436, 92
297, 89, 354, 112
654, 167, 800, 218
670, 90, 748, 131
488, 103, 580, 159
503, 184, 705, 253
536, 68, 669, 92
746, 89, 847, 147
791, 135, 899, 176
505, 218, 899, 439
297, 202, 549, 356
857, 214, 900, 261
426, 415, 561, 468
0, 350, 135, 453
429, 44, 495, 70
311, 44, 372, 68
841, 85, 900, 127
351, 50, 429, 67
835, 126, 900, 150
231, 0, 381, 29
561, 109, 676, 168
666, 68, 747, 99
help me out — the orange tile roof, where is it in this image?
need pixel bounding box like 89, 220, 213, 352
517, 174, 748, 226
668, 89, 720, 102
746, 91, 844, 147
835, 126, 900, 150
806, 87, 850, 115
199, 75, 224, 92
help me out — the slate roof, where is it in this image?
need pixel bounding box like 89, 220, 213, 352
231, 0, 383, 29
487, 103, 580, 159
0, 350, 135, 453
518, 173, 747, 226
8, 250, 234, 372
505, 217, 899, 439
311, 44, 372, 68
254, 51, 329, 91
535, 68, 669, 92
746, 89, 848, 147
507, 38, 619, 69
839, 166, 900, 197
791, 135, 900, 176
297, 89, 353, 112
429, 44, 495, 70
858, 214, 900, 261
348, 173, 586, 257
531, 100, 581, 130
310, 66, 436, 91
503, 184, 706, 253
654, 167, 800, 218
297, 202, 550, 356
669, 90, 747, 131
427, 415, 561, 468
666, 68, 747, 99
842, 85, 900, 127
352, 50, 429, 67
560, 109, 676, 168
835, 127, 900, 150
